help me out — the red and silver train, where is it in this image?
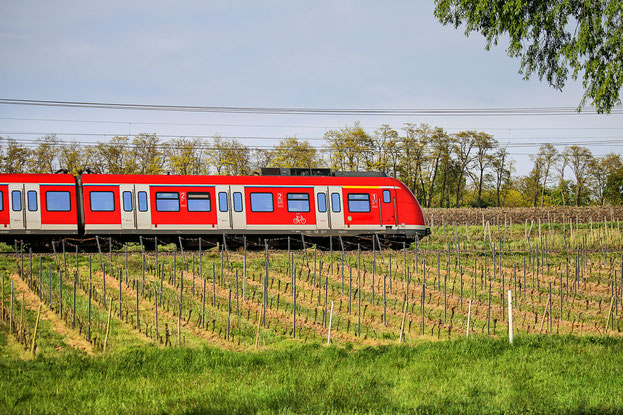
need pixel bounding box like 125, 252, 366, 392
0, 169, 429, 249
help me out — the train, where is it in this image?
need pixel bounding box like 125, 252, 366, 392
0, 168, 430, 249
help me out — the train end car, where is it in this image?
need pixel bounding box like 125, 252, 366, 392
0, 173, 79, 247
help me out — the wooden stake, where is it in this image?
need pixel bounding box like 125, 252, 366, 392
327, 301, 334, 345
466, 299, 472, 338
104, 298, 113, 352
30, 304, 42, 356
508, 290, 513, 344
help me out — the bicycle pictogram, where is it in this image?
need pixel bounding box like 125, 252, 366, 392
293, 214, 306, 225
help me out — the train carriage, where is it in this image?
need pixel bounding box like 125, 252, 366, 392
0, 174, 79, 240
0, 170, 429, 248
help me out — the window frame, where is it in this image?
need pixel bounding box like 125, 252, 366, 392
11, 190, 22, 212
317, 193, 327, 213
218, 192, 228, 212
347, 193, 371, 213
155, 192, 180, 212
250, 192, 274, 212
122, 191, 133, 212
382, 190, 391, 203
187, 192, 212, 212
45, 191, 72, 212
233, 192, 243, 212
331, 192, 341, 213
287, 192, 311, 213
138, 191, 148, 212
90, 191, 116, 212
27, 190, 38, 212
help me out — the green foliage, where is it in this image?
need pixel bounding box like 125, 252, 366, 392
434, 0, 623, 113
268, 137, 320, 169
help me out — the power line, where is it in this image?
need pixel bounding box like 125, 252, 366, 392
1, 98, 622, 116
1, 130, 622, 143
2, 116, 623, 131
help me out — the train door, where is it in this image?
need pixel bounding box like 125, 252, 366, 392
314, 186, 330, 231
24, 184, 41, 230
120, 184, 135, 230
8, 184, 25, 230
230, 185, 246, 231
328, 186, 344, 230
380, 188, 397, 226
215, 185, 231, 229
135, 185, 151, 230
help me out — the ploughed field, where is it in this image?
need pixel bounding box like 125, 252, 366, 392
1, 206, 623, 414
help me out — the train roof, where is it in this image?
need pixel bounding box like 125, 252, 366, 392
0, 173, 76, 184
80, 173, 402, 187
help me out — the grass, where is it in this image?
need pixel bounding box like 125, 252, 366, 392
1, 335, 622, 414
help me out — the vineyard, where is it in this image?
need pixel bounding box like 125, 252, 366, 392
1, 207, 623, 413
1, 207, 622, 356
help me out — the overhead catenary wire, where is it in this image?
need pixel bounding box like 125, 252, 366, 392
1, 98, 622, 116
1, 116, 623, 132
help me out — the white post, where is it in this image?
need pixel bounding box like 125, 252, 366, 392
327, 301, 334, 345
466, 299, 472, 338
508, 290, 513, 344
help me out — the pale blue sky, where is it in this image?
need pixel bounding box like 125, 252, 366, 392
1, 0, 621, 175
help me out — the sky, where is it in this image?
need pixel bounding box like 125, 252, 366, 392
0, 0, 621, 175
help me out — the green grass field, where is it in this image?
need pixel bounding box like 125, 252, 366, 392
1, 335, 623, 414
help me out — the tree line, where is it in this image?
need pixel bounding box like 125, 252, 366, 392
1, 123, 622, 207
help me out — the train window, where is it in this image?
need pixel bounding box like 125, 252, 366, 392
250, 193, 273, 212
46, 191, 71, 211
383, 190, 391, 203
317, 193, 327, 212
218, 192, 228, 212
233, 192, 243, 212
348, 193, 371, 213
27, 191, 38, 212
331, 193, 341, 213
155, 192, 179, 212
138, 191, 148, 212
90, 191, 115, 212
122, 191, 133, 212
12, 190, 22, 211
0, 190, 3, 211
188, 192, 211, 212
287, 193, 310, 212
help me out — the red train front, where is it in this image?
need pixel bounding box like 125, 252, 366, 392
0, 170, 430, 248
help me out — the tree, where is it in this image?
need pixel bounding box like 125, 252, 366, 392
470, 132, 497, 208
564, 145, 594, 205
529, 144, 559, 206
58, 141, 86, 175
453, 131, 477, 207
209, 137, 250, 176
325, 122, 374, 171
491, 146, 512, 207
429, 128, 454, 207
594, 153, 623, 205
372, 125, 399, 174
91, 136, 138, 174
28, 135, 61, 173
434, 0, 623, 113
1, 138, 30, 173
132, 133, 166, 175
399, 123, 429, 201
168, 137, 205, 175
269, 137, 319, 168
555, 150, 569, 205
